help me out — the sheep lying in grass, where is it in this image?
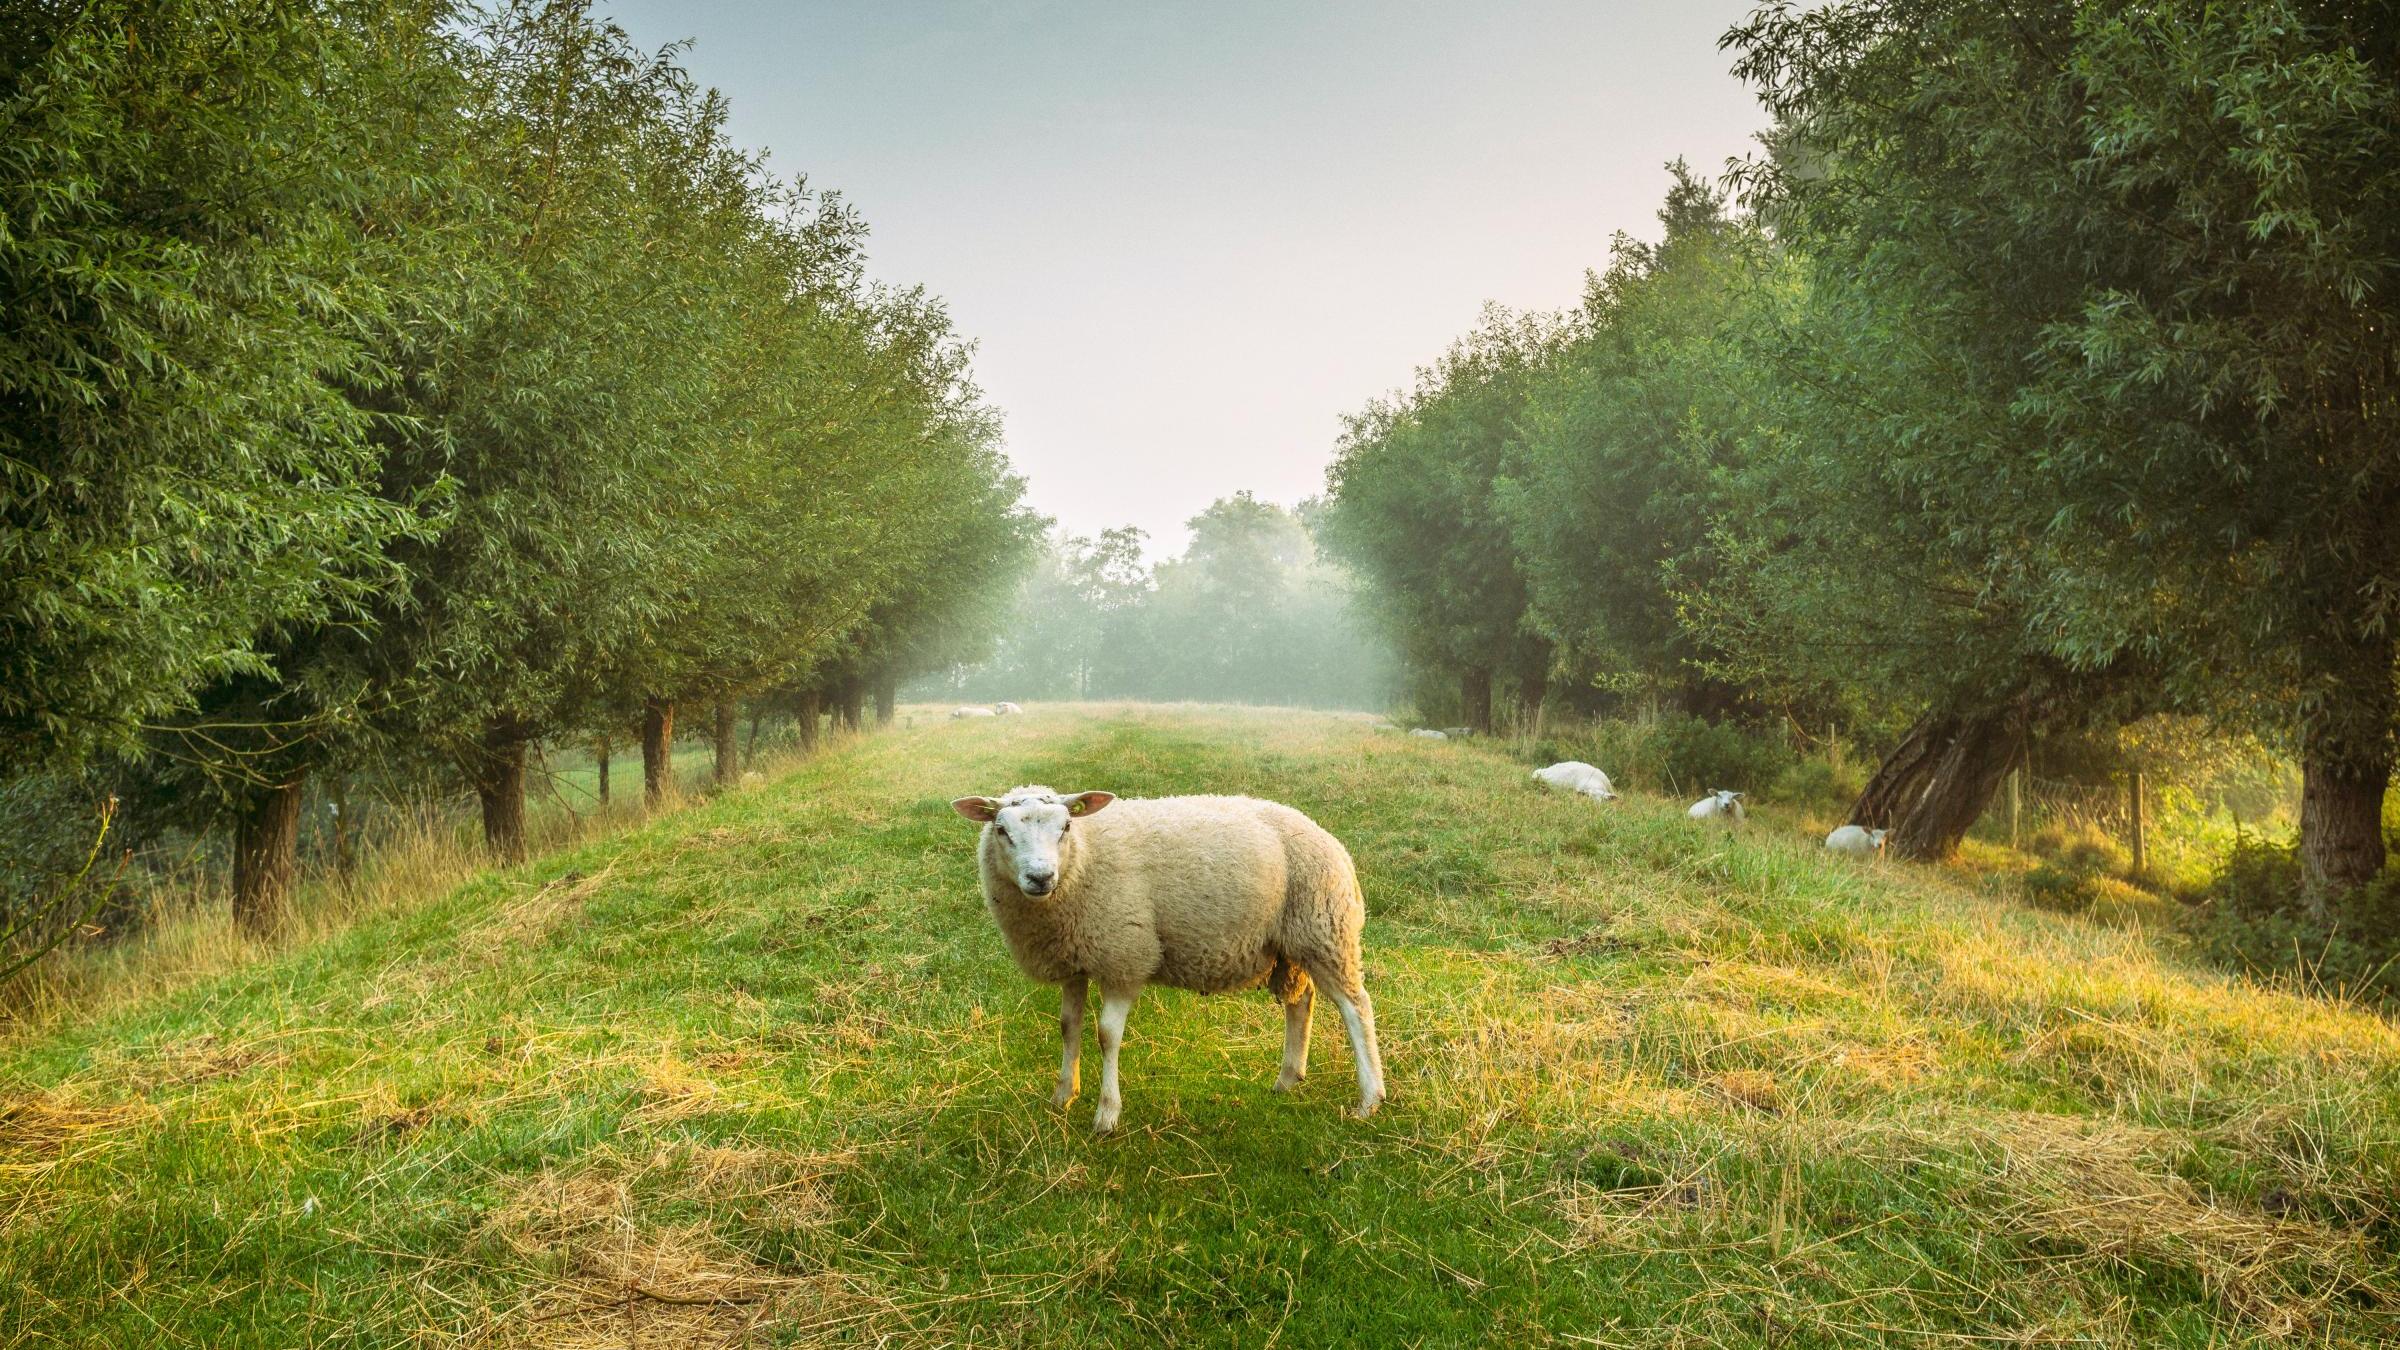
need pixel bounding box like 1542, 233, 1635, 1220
994, 701, 1023, 715
951, 784, 1386, 1134
1533, 761, 1620, 802
1688, 789, 1746, 823
951, 706, 997, 719
1825, 824, 1889, 856
1409, 728, 1448, 740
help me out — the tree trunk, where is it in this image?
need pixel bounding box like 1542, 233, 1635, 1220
1881, 701, 2029, 862
796, 689, 821, 751
595, 734, 610, 805
331, 776, 357, 881
232, 773, 305, 938
835, 678, 864, 732
642, 697, 675, 805
1460, 667, 1493, 736
873, 672, 897, 727
2297, 629, 2394, 902
745, 707, 762, 762
1848, 710, 1960, 829
2299, 740, 2392, 903
714, 700, 739, 786
1518, 669, 1547, 739
471, 722, 528, 864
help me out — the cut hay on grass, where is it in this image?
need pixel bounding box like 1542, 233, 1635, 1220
1976, 1111, 2397, 1338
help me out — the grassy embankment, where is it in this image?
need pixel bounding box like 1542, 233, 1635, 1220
3, 705, 2396, 1346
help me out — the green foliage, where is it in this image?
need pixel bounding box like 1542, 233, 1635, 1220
1318, 307, 1559, 705
0, 0, 452, 764
2188, 841, 2400, 1005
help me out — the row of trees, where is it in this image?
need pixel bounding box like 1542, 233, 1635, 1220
2, 0, 1039, 939
1321, 0, 2397, 898
924, 494, 1394, 709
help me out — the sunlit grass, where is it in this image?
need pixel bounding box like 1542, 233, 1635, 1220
3, 705, 2395, 1346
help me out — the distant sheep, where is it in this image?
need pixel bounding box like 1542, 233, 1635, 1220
1533, 761, 1620, 802
1825, 824, 1888, 856
1687, 789, 1746, 823
951, 706, 996, 719
1409, 728, 1448, 741
994, 701, 1023, 715
951, 784, 1386, 1133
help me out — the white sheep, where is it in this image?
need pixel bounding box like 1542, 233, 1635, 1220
951, 785, 1386, 1133
1533, 761, 1620, 802
1409, 728, 1448, 740
951, 706, 997, 719
994, 701, 1023, 715
1825, 824, 1889, 856
1687, 789, 1746, 823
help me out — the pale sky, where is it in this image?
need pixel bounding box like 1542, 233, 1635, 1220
601, 1, 1768, 556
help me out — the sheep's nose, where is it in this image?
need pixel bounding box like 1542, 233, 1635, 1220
1023, 871, 1056, 895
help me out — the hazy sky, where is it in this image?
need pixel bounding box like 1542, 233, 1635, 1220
600, 1, 1768, 556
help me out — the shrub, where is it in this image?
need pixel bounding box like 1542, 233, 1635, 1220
2185, 841, 2400, 1005
1644, 715, 1796, 799
2022, 859, 2105, 914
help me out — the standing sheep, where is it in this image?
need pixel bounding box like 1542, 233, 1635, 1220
1687, 789, 1746, 823
951, 785, 1386, 1133
1533, 761, 1621, 802
1825, 824, 1889, 856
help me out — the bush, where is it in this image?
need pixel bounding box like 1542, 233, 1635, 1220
2021, 859, 2105, 914
1530, 714, 1803, 802
1768, 755, 1867, 814
2185, 841, 2400, 1005
2026, 822, 2130, 875
1644, 715, 1797, 798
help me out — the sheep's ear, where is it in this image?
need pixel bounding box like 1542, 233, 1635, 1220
1065, 791, 1115, 817
951, 796, 999, 822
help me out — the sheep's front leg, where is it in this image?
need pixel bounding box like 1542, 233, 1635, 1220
1092, 985, 1138, 1134
1052, 975, 1087, 1107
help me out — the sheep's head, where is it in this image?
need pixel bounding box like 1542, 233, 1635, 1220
1870, 828, 1890, 850
951, 785, 1115, 898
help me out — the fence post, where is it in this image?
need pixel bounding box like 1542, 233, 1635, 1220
2008, 769, 2022, 851
2129, 772, 2147, 875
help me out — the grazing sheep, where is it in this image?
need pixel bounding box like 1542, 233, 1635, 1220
951, 785, 1386, 1133
1687, 789, 1746, 823
994, 701, 1023, 715
951, 706, 997, 719
1533, 761, 1621, 802
1409, 728, 1448, 740
1825, 824, 1889, 856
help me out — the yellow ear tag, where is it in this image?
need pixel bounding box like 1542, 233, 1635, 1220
1068, 799, 1086, 816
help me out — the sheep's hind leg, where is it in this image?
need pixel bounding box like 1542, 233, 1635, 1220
1314, 973, 1386, 1118
1052, 975, 1087, 1107
1271, 959, 1312, 1092
1092, 985, 1138, 1135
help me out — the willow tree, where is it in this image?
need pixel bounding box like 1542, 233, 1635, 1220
1726, 0, 2400, 890
0, 1, 438, 771
1320, 308, 1559, 732
1498, 163, 1760, 718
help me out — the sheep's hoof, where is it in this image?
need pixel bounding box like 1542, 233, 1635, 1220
1272, 1070, 1304, 1093
1350, 1096, 1384, 1120
1050, 1081, 1077, 1108
1092, 1104, 1121, 1135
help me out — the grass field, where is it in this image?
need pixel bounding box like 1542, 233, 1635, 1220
4, 705, 2397, 1347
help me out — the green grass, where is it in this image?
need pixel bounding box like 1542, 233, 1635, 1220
4, 705, 2397, 1347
